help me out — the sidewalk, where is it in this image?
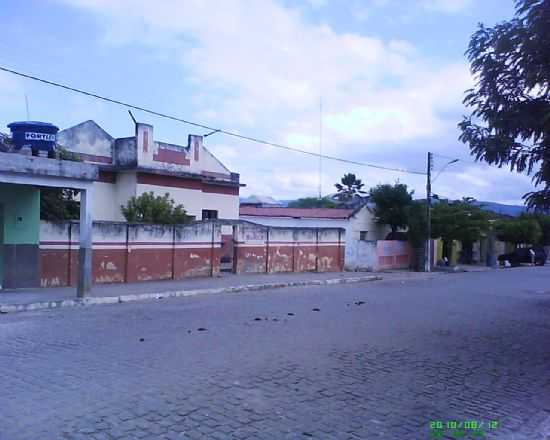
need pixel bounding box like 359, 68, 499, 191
0, 270, 445, 314
0, 272, 379, 313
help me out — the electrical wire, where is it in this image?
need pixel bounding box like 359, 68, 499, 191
0, 65, 427, 176
432, 152, 495, 166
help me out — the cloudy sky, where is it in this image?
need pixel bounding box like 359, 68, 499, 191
0, 0, 536, 204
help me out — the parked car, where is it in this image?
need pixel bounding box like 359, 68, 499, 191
498, 246, 547, 267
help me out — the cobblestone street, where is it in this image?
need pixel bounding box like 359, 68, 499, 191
2, 267, 550, 439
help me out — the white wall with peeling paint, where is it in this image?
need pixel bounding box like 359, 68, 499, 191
137, 183, 239, 220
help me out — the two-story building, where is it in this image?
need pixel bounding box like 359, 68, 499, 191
57, 120, 243, 221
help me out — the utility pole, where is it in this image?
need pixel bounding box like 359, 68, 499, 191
425, 152, 433, 272
318, 97, 323, 199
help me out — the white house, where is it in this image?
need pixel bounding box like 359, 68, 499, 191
57, 120, 243, 221
239, 203, 392, 270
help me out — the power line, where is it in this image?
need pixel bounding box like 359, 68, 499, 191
432, 152, 507, 167
0, 65, 426, 176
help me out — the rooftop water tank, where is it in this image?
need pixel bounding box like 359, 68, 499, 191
7, 121, 59, 156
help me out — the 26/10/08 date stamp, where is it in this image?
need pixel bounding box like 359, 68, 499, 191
429, 420, 499, 438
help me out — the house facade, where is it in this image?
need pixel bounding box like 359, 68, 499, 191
239, 204, 396, 270
57, 120, 242, 221
239, 204, 390, 240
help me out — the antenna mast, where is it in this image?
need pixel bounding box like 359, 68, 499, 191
318, 97, 323, 199
24, 94, 30, 120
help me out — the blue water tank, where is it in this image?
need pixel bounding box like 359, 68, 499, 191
7, 121, 59, 155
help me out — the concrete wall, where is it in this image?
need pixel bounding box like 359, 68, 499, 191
57, 120, 113, 164
345, 240, 378, 271
137, 182, 239, 221
89, 173, 239, 222
346, 205, 390, 243
0, 184, 41, 288
346, 240, 413, 271
92, 181, 120, 221
240, 205, 390, 270
233, 222, 344, 274
91, 171, 138, 222
377, 240, 411, 270
114, 138, 137, 167
135, 124, 232, 178
39, 220, 221, 287
39, 220, 342, 287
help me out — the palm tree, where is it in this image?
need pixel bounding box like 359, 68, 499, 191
334, 173, 367, 203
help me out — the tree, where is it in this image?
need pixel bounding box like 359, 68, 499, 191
369, 183, 414, 236
495, 217, 542, 246
431, 199, 491, 263
121, 192, 192, 224
334, 173, 367, 203
459, 0, 550, 210
520, 212, 550, 244
40, 146, 83, 221
287, 197, 337, 208
535, 214, 550, 245
40, 188, 80, 221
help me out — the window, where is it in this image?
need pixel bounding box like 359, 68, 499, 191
202, 209, 218, 220
359, 231, 368, 241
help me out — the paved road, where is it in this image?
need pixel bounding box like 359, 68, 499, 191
1, 267, 550, 439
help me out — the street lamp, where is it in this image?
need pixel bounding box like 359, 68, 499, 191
426, 154, 459, 272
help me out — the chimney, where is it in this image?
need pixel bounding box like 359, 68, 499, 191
188, 134, 203, 163
136, 123, 153, 165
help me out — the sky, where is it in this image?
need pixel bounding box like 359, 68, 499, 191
0, 0, 536, 205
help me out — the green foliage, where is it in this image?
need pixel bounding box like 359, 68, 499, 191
121, 192, 191, 224
459, 0, 550, 210
406, 200, 428, 248
520, 212, 550, 245
369, 183, 414, 233
55, 146, 82, 162
431, 199, 491, 245
40, 188, 80, 221
287, 197, 338, 208
535, 214, 550, 245
334, 173, 367, 202
495, 217, 542, 245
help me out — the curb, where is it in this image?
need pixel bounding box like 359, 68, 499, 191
0, 275, 382, 314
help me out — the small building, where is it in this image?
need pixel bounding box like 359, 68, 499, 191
239, 203, 395, 270
57, 120, 243, 222
0, 149, 97, 292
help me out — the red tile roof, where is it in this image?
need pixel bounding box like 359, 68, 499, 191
239, 206, 353, 219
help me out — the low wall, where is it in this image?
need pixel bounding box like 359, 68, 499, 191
376, 240, 411, 270
233, 222, 344, 274
345, 240, 378, 271
40, 221, 221, 287
39, 220, 345, 287
346, 240, 412, 271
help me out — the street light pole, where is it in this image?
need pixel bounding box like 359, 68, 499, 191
425, 152, 432, 272
425, 155, 459, 272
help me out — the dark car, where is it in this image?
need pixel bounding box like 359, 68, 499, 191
498, 246, 547, 267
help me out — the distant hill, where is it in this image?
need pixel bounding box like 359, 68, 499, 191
242, 196, 529, 217
472, 201, 527, 217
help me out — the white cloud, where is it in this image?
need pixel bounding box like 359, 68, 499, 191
61, 0, 471, 151
58, 0, 531, 203
421, 0, 473, 13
